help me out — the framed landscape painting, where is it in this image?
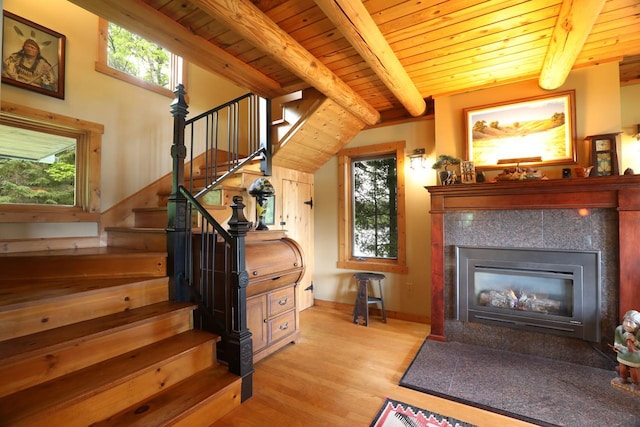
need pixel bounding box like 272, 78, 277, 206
464, 91, 576, 169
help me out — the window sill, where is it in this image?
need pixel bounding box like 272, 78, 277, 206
337, 260, 408, 274
95, 62, 174, 98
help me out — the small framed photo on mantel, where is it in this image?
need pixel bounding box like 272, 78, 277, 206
1, 11, 66, 99
460, 161, 476, 184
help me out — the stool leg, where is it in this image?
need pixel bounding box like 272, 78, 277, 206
377, 280, 387, 323
353, 278, 368, 325
364, 280, 370, 326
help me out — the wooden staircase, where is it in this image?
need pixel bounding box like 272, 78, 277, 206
0, 247, 241, 426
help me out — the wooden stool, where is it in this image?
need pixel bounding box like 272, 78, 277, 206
352, 272, 387, 326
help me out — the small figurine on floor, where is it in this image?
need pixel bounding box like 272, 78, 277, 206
612, 309, 640, 395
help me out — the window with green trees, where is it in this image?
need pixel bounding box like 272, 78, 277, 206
0, 126, 76, 205
352, 155, 397, 259
337, 141, 407, 273
107, 22, 171, 88
96, 19, 184, 97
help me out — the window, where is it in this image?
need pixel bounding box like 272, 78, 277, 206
337, 141, 407, 273
0, 126, 76, 206
0, 101, 102, 222
96, 19, 185, 97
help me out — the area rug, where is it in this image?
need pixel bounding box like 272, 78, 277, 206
371, 398, 476, 427
400, 339, 640, 427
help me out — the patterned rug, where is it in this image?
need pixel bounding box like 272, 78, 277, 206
370, 398, 476, 427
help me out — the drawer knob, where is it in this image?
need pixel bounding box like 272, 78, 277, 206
279, 322, 289, 330
278, 297, 288, 305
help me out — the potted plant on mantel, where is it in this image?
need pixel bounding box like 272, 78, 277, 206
432, 154, 461, 185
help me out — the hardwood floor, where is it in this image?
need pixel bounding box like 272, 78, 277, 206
213, 306, 535, 427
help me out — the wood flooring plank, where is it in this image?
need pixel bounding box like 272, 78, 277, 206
212, 306, 536, 427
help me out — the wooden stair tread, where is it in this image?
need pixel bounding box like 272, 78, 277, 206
0, 301, 195, 362
0, 276, 167, 308
92, 365, 240, 426
0, 330, 218, 425
105, 227, 168, 232
0, 246, 166, 258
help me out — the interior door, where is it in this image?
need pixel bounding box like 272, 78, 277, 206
281, 179, 314, 310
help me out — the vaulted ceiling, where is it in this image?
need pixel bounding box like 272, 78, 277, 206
69, 0, 640, 127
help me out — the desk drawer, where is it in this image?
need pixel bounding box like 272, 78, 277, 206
268, 310, 296, 343
268, 286, 295, 317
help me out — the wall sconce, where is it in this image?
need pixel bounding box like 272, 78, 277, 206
407, 148, 426, 169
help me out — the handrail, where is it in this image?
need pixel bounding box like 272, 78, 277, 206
167, 84, 271, 402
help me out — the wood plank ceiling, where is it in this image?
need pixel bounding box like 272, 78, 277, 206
69, 0, 640, 127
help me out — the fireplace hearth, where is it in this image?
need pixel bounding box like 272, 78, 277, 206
457, 246, 600, 342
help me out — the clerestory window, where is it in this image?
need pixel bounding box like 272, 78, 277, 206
337, 141, 407, 273
95, 18, 185, 97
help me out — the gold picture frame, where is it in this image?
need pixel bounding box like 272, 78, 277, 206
2, 11, 66, 99
464, 91, 576, 169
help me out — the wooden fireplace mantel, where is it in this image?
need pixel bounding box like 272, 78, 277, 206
426, 175, 640, 341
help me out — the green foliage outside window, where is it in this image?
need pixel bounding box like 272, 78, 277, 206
352, 155, 398, 259
107, 23, 170, 88
0, 146, 75, 205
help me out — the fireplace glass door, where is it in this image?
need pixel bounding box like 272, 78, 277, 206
457, 246, 601, 342
474, 267, 573, 318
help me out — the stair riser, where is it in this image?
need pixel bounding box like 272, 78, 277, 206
10, 343, 214, 427
0, 309, 195, 398
134, 210, 168, 228
171, 382, 241, 427
0, 278, 168, 341
0, 255, 167, 280
107, 230, 167, 251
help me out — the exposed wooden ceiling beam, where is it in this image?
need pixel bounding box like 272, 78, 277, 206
191, 0, 380, 126
539, 0, 606, 90
66, 0, 284, 98
315, 0, 426, 117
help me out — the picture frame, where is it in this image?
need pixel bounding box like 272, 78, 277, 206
2, 11, 66, 99
263, 195, 275, 225
460, 161, 476, 184
464, 91, 576, 169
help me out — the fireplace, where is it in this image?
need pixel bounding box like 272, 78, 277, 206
456, 246, 600, 342
426, 176, 640, 368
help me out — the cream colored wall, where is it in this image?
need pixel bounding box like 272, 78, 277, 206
314, 120, 435, 318
620, 83, 640, 173
314, 63, 629, 319
1, 0, 247, 238
434, 62, 622, 181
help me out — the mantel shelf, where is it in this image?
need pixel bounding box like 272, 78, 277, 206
426, 175, 640, 211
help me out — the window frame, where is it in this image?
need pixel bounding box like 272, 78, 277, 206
95, 18, 186, 98
0, 101, 102, 223
337, 141, 407, 273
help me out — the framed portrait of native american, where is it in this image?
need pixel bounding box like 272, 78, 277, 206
2, 11, 66, 99
464, 91, 577, 169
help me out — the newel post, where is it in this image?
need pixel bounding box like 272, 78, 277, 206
167, 84, 190, 302
226, 196, 254, 401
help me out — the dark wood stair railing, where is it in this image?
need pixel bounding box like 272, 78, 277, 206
167, 84, 271, 402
